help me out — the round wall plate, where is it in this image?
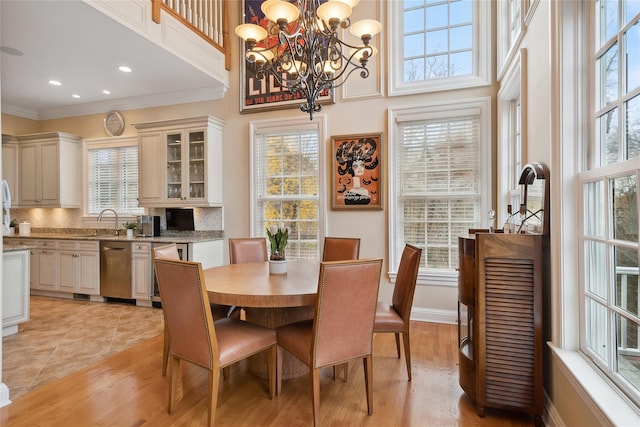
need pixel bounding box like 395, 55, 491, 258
104, 110, 125, 136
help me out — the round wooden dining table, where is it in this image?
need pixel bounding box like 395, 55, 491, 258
202, 260, 320, 379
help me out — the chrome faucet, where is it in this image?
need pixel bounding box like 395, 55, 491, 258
98, 208, 119, 236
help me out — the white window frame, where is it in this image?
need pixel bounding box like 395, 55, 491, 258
550, 0, 640, 423
387, 0, 492, 97
388, 97, 492, 286
498, 48, 527, 222
83, 136, 142, 224
249, 115, 327, 260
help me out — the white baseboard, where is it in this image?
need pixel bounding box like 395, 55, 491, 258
410, 307, 457, 324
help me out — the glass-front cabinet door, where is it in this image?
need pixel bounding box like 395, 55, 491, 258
187, 130, 205, 200
166, 132, 182, 201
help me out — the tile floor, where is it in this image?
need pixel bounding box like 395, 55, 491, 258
2, 295, 164, 400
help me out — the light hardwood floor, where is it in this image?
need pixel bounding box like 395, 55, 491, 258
0, 302, 536, 427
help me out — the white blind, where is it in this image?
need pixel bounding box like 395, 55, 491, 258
255, 129, 320, 260
397, 114, 481, 269
87, 145, 143, 215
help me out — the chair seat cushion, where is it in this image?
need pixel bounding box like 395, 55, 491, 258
374, 302, 404, 332
214, 318, 276, 367
276, 319, 313, 365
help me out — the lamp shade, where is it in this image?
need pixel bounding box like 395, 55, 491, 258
260, 0, 282, 15
329, 0, 360, 8
317, 1, 352, 24
248, 48, 274, 64
235, 23, 268, 42
350, 19, 383, 39
264, 0, 299, 24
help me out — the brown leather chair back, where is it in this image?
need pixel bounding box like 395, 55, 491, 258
153, 258, 218, 370
152, 243, 180, 260
312, 259, 382, 368
229, 237, 268, 264
391, 244, 422, 322
322, 237, 361, 261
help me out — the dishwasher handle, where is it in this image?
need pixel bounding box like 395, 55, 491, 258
103, 246, 128, 251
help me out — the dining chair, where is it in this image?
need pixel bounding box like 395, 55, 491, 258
322, 236, 361, 381
229, 237, 268, 264
276, 258, 383, 427
152, 244, 231, 377
322, 237, 361, 262
373, 244, 422, 381
154, 258, 277, 427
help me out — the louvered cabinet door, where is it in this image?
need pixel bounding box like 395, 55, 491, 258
475, 233, 544, 418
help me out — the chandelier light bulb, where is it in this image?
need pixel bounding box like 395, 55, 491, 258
264, 1, 299, 25
247, 48, 274, 64
329, 0, 360, 8
235, 23, 268, 44
317, 1, 352, 27
350, 19, 382, 43
260, 0, 282, 16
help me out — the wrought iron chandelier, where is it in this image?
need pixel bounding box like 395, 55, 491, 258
235, 0, 382, 120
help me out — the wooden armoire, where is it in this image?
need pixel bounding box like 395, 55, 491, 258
458, 163, 549, 425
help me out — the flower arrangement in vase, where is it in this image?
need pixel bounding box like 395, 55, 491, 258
267, 222, 288, 274
124, 221, 137, 238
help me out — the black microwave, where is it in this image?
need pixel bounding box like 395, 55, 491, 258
166, 208, 195, 231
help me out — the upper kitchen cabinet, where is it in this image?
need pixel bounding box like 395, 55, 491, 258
17, 132, 82, 208
2, 134, 19, 206
133, 116, 224, 208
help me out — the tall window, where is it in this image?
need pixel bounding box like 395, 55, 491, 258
251, 117, 325, 260
388, 0, 492, 96
581, 0, 640, 405
86, 138, 142, 216
389, 98, 491, 284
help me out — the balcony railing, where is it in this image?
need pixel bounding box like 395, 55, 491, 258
151, 0, 230, 70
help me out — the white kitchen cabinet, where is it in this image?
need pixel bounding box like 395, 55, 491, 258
31, 240, 58, 291
132, 242, 152, 301
17, 132, 81, 207
2, 134, 19, 208
58, 241, 100, 295
2, 249, 30, 336
133, 116, 224, 208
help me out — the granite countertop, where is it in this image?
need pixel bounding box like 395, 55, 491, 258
4, 230, 223, 245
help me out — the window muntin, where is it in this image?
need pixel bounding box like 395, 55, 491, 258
389, 0, 491, 95
581, 2, 640, 404
252, 119, 324, 260
86, 142, 142, 216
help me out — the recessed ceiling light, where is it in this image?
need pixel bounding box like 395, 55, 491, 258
102, 90, 111, 95
118, 65, 132, 73
72, 94, 80, 99
49, 80, 62, 86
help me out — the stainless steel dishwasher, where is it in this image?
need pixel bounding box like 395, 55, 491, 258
100, 241, 132, 299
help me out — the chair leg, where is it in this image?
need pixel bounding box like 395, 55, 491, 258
169, 356, 181, 414
394, 332, 401, 359
402, 331, 412, 381
311, 367, 321, 427
267, 345, 276, 399
332, 362, 349, 382
363, 355, 373, 415
162, 323, 170, 376
276, 345, 283, 396
222, 366, 230, 380
208, 365, 221, 427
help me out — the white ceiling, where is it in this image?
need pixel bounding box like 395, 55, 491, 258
0, 0, 227, 120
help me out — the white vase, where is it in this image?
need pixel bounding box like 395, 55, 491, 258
126, 229, 134, 238
269, 259, 288, 275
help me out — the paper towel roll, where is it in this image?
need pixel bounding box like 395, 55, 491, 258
19, 221, 30, 236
